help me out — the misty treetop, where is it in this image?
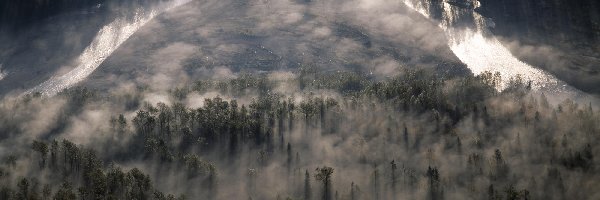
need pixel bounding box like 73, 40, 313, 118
0, 68, 599, 200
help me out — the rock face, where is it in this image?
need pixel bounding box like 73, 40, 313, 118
477, 0, 600, 93
81, 0, 469, 93
478, 0, 599, 46
1, 0, 102, 30
406, 0, 600, 93
0, 0, 165, 31
0, 0, 183, 97
0, 0, 469, 97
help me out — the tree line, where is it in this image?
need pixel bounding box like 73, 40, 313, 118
0, 68, 598, 199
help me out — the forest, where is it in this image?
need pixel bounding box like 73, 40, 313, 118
0, 66, 598, 200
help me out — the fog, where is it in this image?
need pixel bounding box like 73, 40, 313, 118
0, 0, 599, 200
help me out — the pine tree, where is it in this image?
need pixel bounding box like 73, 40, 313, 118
350, 182, 356, 200
391, 160, 398, 199
287, 143, 293, 174
315, 166, 334, 200
304, 170, 312, 200
403, 124, 409, 151
17, 178, 29, 200
372, 168, 380, 200
427, 167, 441, 200
53, 182, 76, 200
32, 140, 48, 168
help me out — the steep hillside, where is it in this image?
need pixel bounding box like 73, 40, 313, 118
477, 0, 600, 93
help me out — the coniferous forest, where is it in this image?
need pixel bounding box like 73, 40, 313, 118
0, 68, 598, 199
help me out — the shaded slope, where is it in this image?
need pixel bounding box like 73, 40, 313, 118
82, 0, 469, 92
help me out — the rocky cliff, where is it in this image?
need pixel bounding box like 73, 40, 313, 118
0, 0, 168, 31
478, 0, 599, 46
477, 0, 600, 93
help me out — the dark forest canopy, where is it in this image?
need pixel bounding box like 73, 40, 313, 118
0, 68, 598, 199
